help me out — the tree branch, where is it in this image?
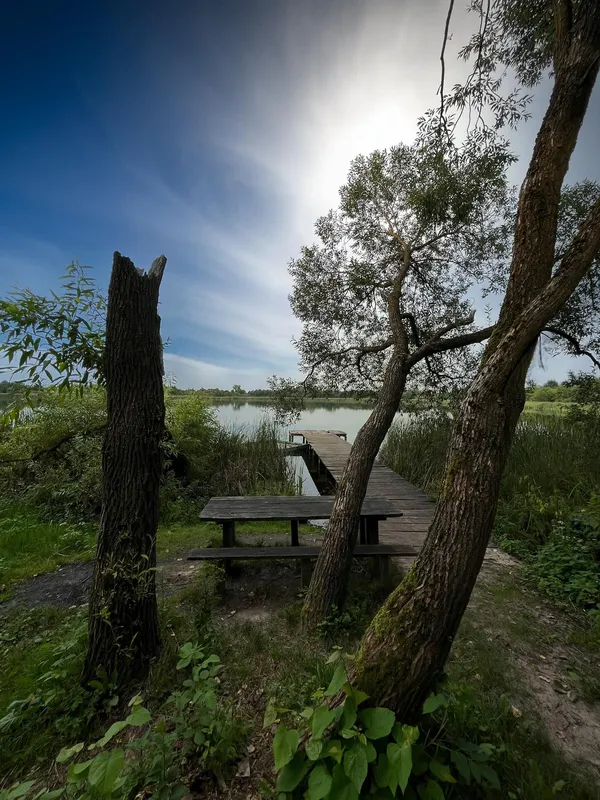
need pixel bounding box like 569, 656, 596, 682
480, 195, 600, 392
408, 324, 494, 367
438, 0, 456, 126
0, 423, 107, 464
542, 326, 600, 369
302, 339, 394, 386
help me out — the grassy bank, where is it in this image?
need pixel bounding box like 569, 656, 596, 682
0, 389, 299, 596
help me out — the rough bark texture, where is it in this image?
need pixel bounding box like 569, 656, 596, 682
353, 5, 600, 722
84, 252, 167, 686
301, 351, 408, 622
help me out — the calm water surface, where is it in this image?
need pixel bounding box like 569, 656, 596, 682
211, 401, 411, 495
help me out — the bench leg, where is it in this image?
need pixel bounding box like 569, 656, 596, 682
359, 518, 366, 545
365, 517, 379, 545
291, 519, 299, 547
378, 556, 391, 583
222, 521, 235, 576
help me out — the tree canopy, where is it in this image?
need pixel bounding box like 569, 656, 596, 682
279, 142, 600, 410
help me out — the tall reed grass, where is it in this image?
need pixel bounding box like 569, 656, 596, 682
381, 413, 600, 560
381, 413, 600, 502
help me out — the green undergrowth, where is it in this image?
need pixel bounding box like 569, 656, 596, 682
382, 413, 600, 615
2, 561, 599, 798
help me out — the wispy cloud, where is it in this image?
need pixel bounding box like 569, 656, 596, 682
163, 353, 277, 390
114, 0, 455, 386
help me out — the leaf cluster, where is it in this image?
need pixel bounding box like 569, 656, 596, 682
1, 642, 246, 800
268, 651, 500, 800
0, 263, 106, 420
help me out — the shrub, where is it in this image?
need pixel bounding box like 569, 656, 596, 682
0, 643, 246, 800
268, 650, 501, 800
527, 498, 600, 609
0, 389, 295, 526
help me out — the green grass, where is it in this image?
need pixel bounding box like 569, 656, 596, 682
0, 605, 86, 775
523, 400, 571, 415
0, 504, 323, 599
0, 504, 96, 599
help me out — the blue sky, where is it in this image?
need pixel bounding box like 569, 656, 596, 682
1, 0, 599, 389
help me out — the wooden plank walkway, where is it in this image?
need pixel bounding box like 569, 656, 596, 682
289, 430, 434, 552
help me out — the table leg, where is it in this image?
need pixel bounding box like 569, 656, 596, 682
291, 519, 299, 546
222, 520, 235, 575
300, 558, 311, 587
365, 517, 379, 545
359, 517, 366, 545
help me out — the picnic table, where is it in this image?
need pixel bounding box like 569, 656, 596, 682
188, 495, 415, 579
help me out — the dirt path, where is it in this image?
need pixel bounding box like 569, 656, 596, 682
469, 555, 600, 781
0, 543, 500, 612
0, 557, 209, 612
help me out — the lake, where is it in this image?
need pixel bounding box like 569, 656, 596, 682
211, 400, 411, 496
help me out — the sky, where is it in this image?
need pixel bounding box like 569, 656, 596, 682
1, 0, 599, 389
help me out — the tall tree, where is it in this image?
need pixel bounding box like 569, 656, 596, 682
352, 0, 600, 721
282, 139, 515, 622
84, 253, 167, 686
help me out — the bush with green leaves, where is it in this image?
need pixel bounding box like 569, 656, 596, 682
267, 650, 500, 800
527, 497, 600, 609
0, 262, 106, 418
0, 388, 294, 525
0, 613, 117, 761
0, 642, 246, 800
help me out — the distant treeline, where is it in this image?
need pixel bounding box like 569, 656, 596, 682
167, 386, 378, 400
3, 378, 598, 404
525, 378, 598, 403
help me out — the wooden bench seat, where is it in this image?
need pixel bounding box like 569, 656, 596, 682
187, 543, 416, 584
187, 543, 417, 560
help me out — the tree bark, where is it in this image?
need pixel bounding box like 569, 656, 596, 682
301, 350, 408, 623
353, 6, 600, 722
84, 252, 167, 687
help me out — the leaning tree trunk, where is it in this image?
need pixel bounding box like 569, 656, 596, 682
352, 10, 600, 722
301, 351, 408, 623
83, 252, 167, 687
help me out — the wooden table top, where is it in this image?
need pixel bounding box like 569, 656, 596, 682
200, 495, 404, 521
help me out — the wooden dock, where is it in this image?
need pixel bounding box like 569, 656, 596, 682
289, 430, 434, 552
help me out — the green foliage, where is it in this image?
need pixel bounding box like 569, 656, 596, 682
0, 613, 115, 756
269, 654, 500, 800
284, 137, 512, 401
527, 500, 600, 609
0, 388, 294, 528
0, 263, 106, 419
2, 643, 246, 800
382, 412, 600, 609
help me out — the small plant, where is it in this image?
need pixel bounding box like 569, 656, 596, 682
267, 650, 500, 799
527, 499, 600, 608
0, 642, 245, 800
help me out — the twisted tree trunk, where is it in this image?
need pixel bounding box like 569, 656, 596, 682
84, 252, 167, 687
353, 6, 600, 721
301, 351, 408, 623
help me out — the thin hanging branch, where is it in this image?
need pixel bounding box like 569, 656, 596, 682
438, 0, 456, 125
542, 326, 600, 369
